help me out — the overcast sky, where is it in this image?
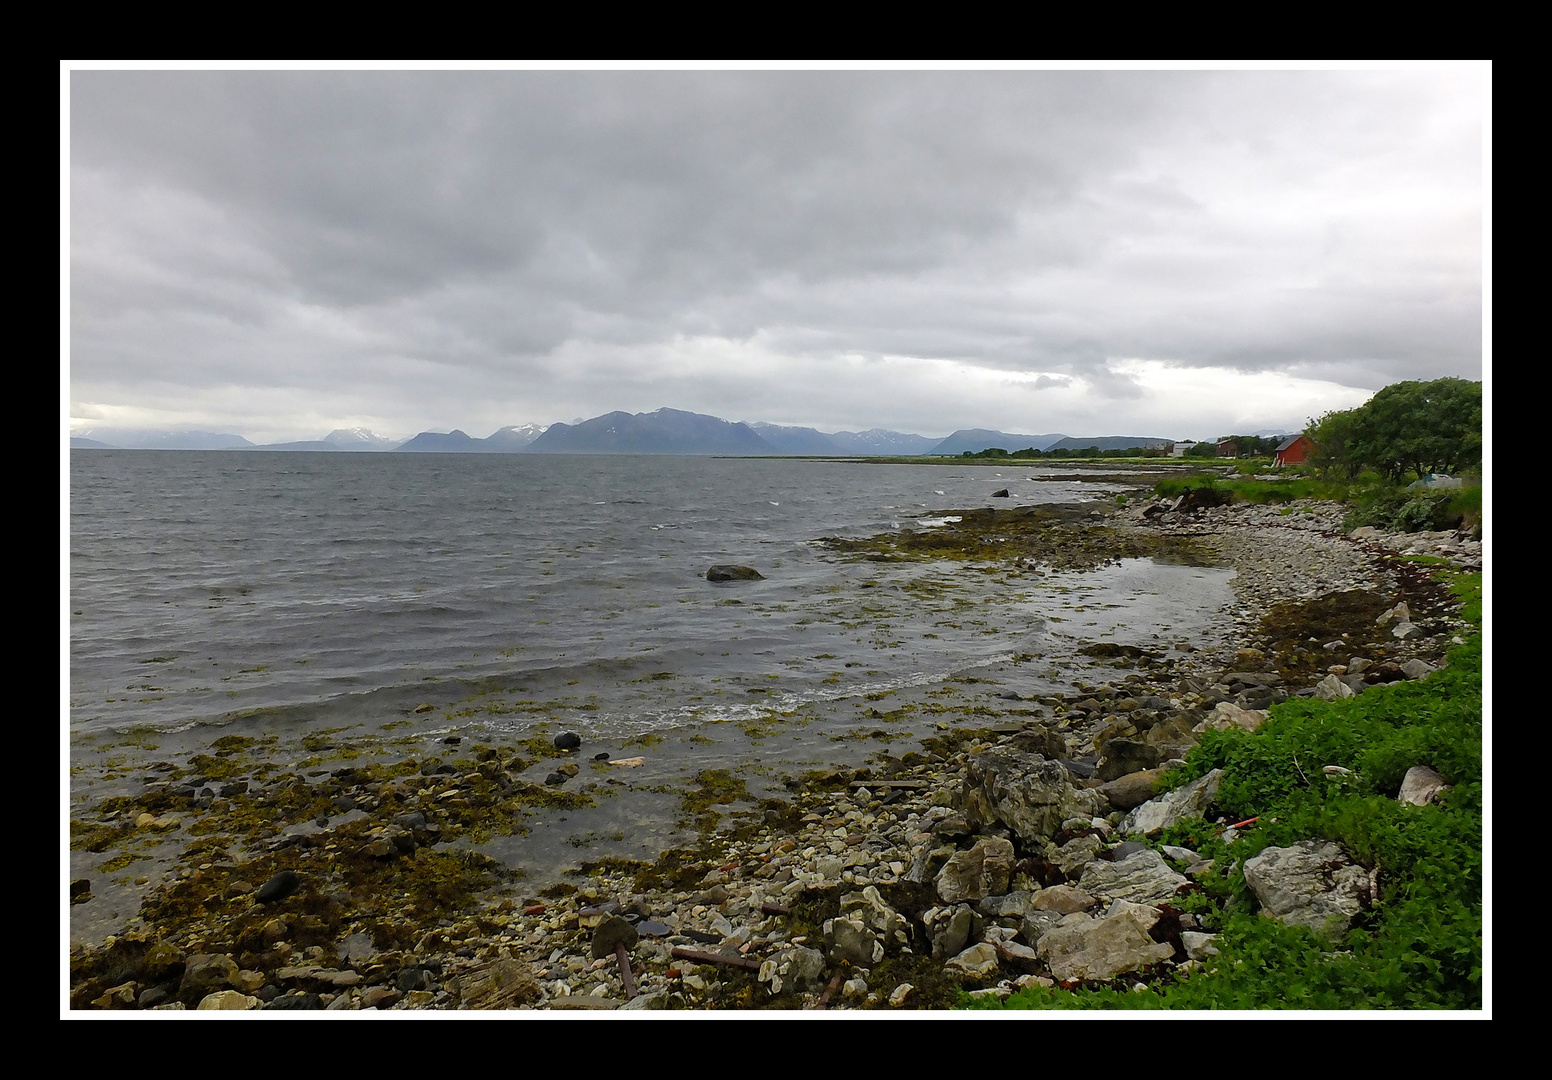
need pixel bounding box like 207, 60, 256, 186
66, 65, 1487, 444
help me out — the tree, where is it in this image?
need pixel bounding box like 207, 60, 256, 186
1346, 378, 1482, 482
1306, 408, 1361, 479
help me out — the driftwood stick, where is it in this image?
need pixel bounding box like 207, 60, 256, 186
615, 943, 638, 1000
816, 970, 844, 1009
669, 947, 763, 971
760, 902, 791, 917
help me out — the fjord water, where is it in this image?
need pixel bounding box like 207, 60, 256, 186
69, 451, 1233, 894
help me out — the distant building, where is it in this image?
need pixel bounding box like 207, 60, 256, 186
1273, 434, 1314, 467
1215, 438, 1241, 458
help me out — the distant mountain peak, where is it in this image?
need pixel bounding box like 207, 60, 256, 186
525, 408, 774, 455
323, 427, 395, 447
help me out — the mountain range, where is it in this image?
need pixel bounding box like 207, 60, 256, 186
71, 409, 1198, 456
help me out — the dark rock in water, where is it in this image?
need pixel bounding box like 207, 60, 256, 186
593, 752, 610, 761
554, 732, 582, 750
991, 488, 1010, 498
255, 870, 301, 904
70, 877, 91, 899
706, 564, 764, 582
441, 735, 461, 745
544, 771, 569, 786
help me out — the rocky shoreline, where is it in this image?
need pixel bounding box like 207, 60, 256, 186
68, 495, 1480, 1012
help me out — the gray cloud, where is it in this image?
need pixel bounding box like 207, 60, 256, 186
69, 67, 1484, 443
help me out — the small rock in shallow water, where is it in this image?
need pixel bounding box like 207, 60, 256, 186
706, 564, 764, 582
554, 732, 582, 751
255, 870, 301, 904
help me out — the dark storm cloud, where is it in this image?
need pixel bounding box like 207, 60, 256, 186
68, 67, 1483, 441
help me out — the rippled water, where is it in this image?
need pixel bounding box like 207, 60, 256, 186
68, 450, 1234, 927
70, 452, 1185, 737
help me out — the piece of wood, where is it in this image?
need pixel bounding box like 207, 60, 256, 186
669, 947, 763, 971
615, 943, 637, 1000
760, 902, 791, 917
815, 970, 844, 1009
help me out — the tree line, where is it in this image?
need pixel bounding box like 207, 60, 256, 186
1306, 378, 1482, 483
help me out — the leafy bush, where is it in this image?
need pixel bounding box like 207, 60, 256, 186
1392, 494, 1459, 533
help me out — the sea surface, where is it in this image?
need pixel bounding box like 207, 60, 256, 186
68, 451, 1234, 933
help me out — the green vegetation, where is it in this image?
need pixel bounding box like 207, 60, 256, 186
1148, 379, 1483, 535
968, 567, 1482, 1011
959, 444, 1172, 460
1308, 378, 1482, 484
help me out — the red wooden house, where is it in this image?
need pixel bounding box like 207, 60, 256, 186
1274, 434, 1314, 467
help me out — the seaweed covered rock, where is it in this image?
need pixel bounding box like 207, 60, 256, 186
706, 564, 764, 581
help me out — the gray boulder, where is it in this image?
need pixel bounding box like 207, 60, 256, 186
825, 914, 884, 966
1243, 840, 1368, 939
1030, 884, 1097, 914
761, 945, 827, 995
1314, 674, 1356, 701
1398, 765, 1451, 806
840, 886, 910, 950
1035, 910, 1175, 982
1119, 769, 1223, 838
928, 904, 982, 961
936, 836, 1015, 903
1078, 849, 1188, 906
962, 749, 1104, 844
944, 942, 1001, 979
1053, 834, 1107, 877
1099, 768, 1167, 812
1194, 703, 1267, 734
1096, 739, 1166, 782
976, 890, 1039, 919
